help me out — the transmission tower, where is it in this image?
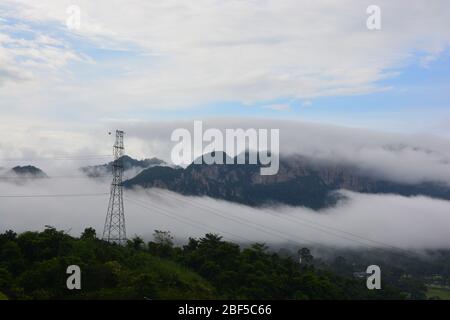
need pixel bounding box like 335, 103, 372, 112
102, 130, 127, 245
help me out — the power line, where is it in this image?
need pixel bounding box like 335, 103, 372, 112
148, 188, 418, 258
0, 171, 148, 181
149, 189, 339, 246
265, 208, 415, 255
0, 175, 110, 180
0, 155, 112, 161
125, 196, 254, 243
133, 190, 314, 245
0, 192, 108, 198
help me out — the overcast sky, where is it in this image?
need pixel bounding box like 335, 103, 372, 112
0, 1, 449, 136
0, 1, 450, 176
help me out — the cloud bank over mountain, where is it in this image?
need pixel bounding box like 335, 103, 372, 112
1, 175, 450, 250
2, 118, 450, 186
113, 118, 450, 185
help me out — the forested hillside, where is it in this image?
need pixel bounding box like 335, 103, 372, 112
0, 227, 405, 300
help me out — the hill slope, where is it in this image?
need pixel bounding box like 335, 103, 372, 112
0, 228, 403, 300
0, 228, 214, 300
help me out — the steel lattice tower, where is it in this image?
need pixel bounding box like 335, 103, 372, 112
103, 130, 126, 244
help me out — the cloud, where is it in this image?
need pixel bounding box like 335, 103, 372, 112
2, 118, 450, 186
0, 174, 449, 250
262, 104, 291, 112
1, 0, 450, 110
107, 118, 450, 185
301, 100, 312, 107
0, 19, 84, 86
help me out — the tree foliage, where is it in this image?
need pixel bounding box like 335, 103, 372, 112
0, 228, 405, 300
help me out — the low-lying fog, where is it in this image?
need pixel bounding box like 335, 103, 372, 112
1, 172, 450, 251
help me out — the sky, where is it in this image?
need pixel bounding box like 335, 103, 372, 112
0, 0, 449, 179
0, 0, 449, 143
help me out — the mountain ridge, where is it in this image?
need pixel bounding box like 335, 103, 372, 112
123, 152, 450, 209
81, 155, 170, 177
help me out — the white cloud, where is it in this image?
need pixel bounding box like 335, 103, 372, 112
1, 2, 450, 186
262, 104, 291, 112
114, 118, 450, 185
301, 100, 312, 107
0, 0, 449, 110
0, 22, 83, 83
1, 176, 450, 250
2, 117, 450, 186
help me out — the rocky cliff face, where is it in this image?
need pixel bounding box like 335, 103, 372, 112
123, 153, 450, 209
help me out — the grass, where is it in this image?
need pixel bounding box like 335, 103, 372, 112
0, 292, 8, 300
426, 285, 450, 300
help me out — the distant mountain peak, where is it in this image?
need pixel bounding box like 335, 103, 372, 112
81, 155, 173, 178
9, 165, 48, 178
